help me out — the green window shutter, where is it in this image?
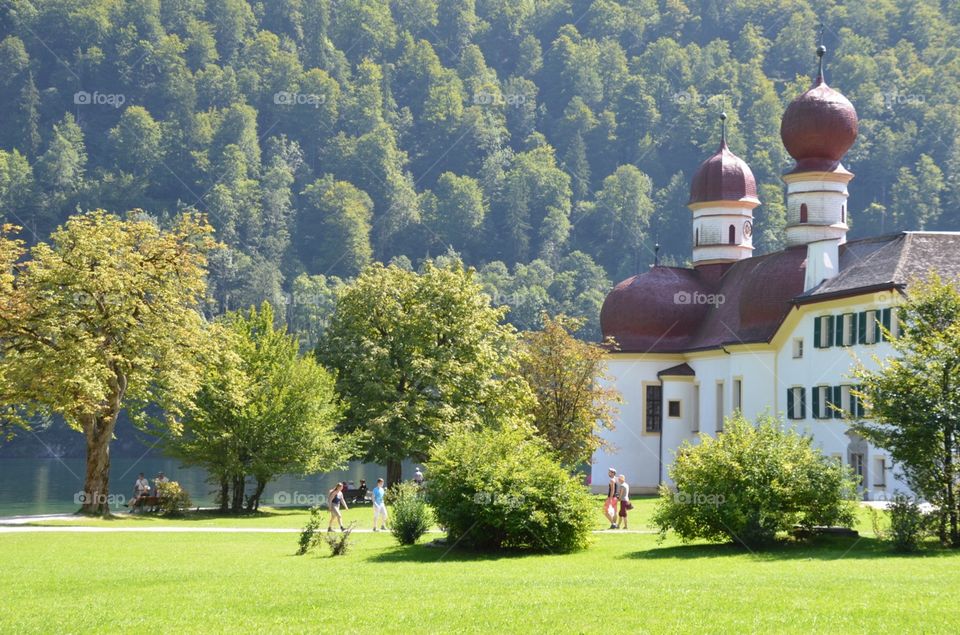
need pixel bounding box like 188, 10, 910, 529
832, 386, 843, 418
835, 315, 844, 347
814, 317, 822, 349
858, 312, 867, 344
800, 387, 807, 418
812, 386, 821, 419
856, 388, 866, 417
787, 389, 795, 419
827, 316, 836, 348
880, 308, 892, 341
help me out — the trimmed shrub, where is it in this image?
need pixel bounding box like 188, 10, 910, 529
156, 481, 192, 516
426, 425, 594, 552
389, 481, 432, 545
652, 413, 859, 548
887, 493, 929, 552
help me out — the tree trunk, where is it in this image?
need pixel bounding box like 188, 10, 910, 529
247, 479, 266, 512
218, 477, 230, 513
945, 427, 959, 547
387, 458, 402, 487
80, 413, 118, 516
231, 475, 245, 513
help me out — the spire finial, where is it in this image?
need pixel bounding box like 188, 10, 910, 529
816, 23, 826, 84
654, 242, 661, 267
719, 110, 728, 147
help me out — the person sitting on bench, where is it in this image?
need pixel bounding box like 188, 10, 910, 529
129, 473, 150, 512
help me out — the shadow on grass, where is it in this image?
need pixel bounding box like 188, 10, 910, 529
367, 541, 553, 564
624, 535, 959, 561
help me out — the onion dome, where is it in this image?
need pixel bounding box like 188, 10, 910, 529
780, 46, 858, 173
600, 267, 711, 352
689, 113, 759, 205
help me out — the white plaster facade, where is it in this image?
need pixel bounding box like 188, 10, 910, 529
592, 294, 907, 501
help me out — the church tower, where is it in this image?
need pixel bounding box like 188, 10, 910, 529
780, 45, 859, 248
687, 112, 760, 268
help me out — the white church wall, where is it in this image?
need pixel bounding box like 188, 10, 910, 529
591, 356, 678, 494
595, 294, 914, 501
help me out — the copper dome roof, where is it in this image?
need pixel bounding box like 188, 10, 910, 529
688, 140, 760, 205
780, 73, 858, 173
600, 267, 711, 352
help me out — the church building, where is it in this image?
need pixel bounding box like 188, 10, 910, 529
592, 47, 960, 500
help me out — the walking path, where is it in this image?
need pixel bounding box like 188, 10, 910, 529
0, 517, 657, 535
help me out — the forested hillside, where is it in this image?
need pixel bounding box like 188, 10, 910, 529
1, 0, 959, 341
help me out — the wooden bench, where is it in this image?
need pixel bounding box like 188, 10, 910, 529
130, 496, 162, 513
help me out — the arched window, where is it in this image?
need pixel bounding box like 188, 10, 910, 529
695, 228, 700, 246
800, 203, 809, 223
841, 205, 846, 223
728, 224, 736, 244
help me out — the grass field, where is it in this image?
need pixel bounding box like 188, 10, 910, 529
2, 499, 959, 633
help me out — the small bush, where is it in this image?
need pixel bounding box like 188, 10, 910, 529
324, 524, 355, 556
426, 425, 594, 553
296, 506, 324, 555
652, 413, 859, 548
156, 481, 192, 516
887, 493, 928, 552
389, 481, 432, 545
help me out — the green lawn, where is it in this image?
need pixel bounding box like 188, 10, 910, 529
3, 499, 958, 633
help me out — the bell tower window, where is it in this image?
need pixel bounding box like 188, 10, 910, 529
728, 225, 736, 244
695, 227, 699, 246
800, 203, 808, 223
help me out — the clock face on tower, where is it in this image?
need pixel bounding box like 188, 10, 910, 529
743, 220, 753, 239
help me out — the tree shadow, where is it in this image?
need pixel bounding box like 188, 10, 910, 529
367, 541, 553, 564
624, 535, 958, 561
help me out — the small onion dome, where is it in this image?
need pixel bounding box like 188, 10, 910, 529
688, 139, 760, 205
780, 49, 858, 173
600, 267, 711, 352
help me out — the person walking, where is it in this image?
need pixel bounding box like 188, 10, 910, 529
605, 468, 619, 529
617, 474, 632, 530
327, 482, 349, 532
372, 478, 388, 531
413, 468, 424, 488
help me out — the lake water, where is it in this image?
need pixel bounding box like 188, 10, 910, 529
0, 457, 415, 516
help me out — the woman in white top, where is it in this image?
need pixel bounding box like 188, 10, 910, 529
616, 474, 631, 530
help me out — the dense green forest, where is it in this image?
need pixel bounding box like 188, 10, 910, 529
1, 0, 959, 341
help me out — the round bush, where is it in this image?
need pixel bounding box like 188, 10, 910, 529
426, 425, 594, 553
388, 481, 433, 545
652, 414, 858, 548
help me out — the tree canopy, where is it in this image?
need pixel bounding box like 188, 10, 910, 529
2, 1, 957, 340
0, 210, 215, 513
